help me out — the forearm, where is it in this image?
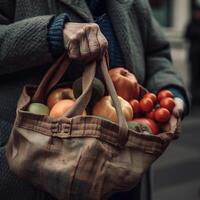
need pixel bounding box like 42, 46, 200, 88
145, 50, 186, 93
142, 1, 190, 115
0, 15, 54, 75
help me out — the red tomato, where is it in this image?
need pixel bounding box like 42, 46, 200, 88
146, 110, 155, 120
157, 90, 174, 101
129, 99, 140, 114
154, 108, 171, 123
144, 93, 157, 104
139, 97, 154, 113
132, 118, 159, 135
160, 97, 176, 112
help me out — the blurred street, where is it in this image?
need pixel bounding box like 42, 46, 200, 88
151, 41, 200, 200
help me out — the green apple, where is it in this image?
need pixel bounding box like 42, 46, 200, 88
27, 103, 49, 115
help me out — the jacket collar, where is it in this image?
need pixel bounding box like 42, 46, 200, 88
58, 0, 94, 22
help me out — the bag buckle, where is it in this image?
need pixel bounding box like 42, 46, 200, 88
51, 120, 71, 136
51, 121, 63, 135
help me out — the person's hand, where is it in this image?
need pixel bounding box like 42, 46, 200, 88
172, 97, 185, 118
162, 97, 185, 133
63, 22, 108, 62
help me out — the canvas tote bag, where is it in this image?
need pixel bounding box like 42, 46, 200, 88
6, 53, 180, 200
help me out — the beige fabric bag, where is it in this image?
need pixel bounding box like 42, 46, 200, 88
6, 54, 179, 200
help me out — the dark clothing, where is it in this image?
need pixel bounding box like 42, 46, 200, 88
48, 12, 125, 67
93, 14, 126, 67
185, 20, 200, 59
0, 0, 190, 199
0, 0, 189, 91
85, 0, 106, 16
48, 1, 188, 111
185, 19, 200, 104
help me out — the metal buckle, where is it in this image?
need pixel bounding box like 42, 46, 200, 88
51, 121, 62, 135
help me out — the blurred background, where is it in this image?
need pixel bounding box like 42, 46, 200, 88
147, 0, 200, 200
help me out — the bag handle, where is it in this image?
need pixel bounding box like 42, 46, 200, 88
63, 60, 96, 117
32, 53, 70, 103
99, 53, 129, 146
32, 52, 96, 118
66, 53, 129, 146
32, 52, 128, 146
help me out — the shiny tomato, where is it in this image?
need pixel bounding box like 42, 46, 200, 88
146, 110, 155, 120
139, 97, 154, 113
157, 90, 174, 101
129, 99, 140, 114
143, 93, 157, 104
132, 118, 159, 135
160, 97, 176, 112
154, 108, 171, 123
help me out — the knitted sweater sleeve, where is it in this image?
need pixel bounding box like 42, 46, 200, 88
47, 13, 70, 59
0, 12, 55, 75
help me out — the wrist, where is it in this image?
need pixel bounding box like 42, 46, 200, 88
47, 13, 70, 59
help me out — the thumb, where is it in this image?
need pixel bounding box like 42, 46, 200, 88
172, 97, 185, 118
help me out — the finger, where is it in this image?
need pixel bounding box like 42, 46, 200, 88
67, 37, 80, 59
169, 115, 181, 135
79, 30, 90, 61
169, 115, 178, 131
172, 97, 184, 118
65, 28, 85, 60
162, 115, 178, 132
173, 108, 183, 118
161, 119, 171, 132
85, 23, 101, 60
97, 30, 108, 58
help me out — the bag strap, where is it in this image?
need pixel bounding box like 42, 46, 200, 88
32, 52, 96, 117
32, 52, 128, 147
32, 53, 70, 103
99, 53, 129, 146
63, 61, 96, 117
68, 53, 129, 146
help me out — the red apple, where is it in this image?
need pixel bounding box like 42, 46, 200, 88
47, 87, 75, 109
109, 67, 140, 101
